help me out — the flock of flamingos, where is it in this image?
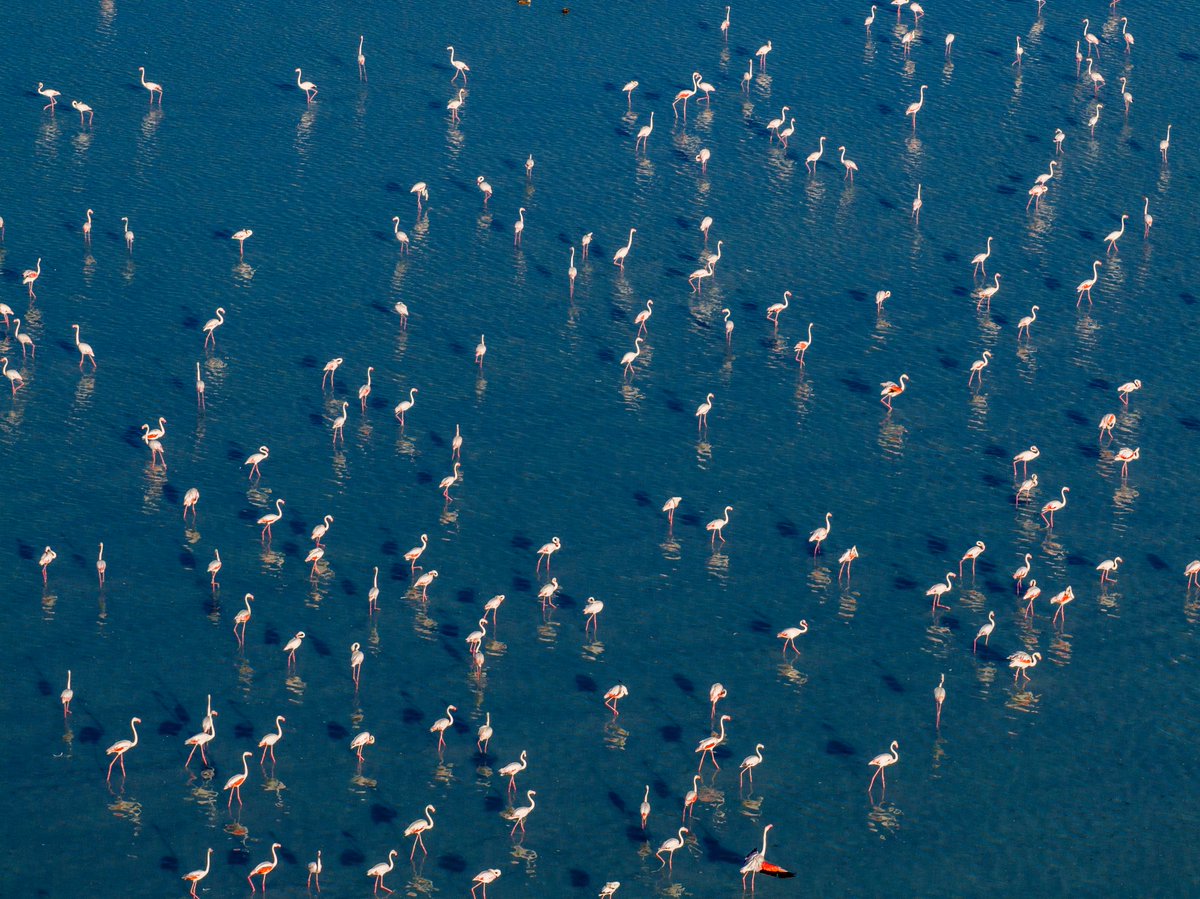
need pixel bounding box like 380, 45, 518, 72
7, 0, 1193, 895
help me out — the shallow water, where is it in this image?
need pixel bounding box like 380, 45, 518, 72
3, 0, 1200, 896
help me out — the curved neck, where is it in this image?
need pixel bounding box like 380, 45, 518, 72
129, 719, 140, 746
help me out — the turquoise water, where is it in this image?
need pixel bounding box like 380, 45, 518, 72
4, 1, 1200, 896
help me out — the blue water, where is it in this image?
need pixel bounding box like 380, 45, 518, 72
4, 0, 1200, 896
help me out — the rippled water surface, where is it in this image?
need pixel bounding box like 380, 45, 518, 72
3, 0, 1200, 896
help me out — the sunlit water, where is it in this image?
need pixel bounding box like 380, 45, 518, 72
3, 0, 1200, 896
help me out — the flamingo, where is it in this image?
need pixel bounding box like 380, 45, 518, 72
36, 81, 60, 108
865, 5, 877, 30
351, 729, 374, 759
945, 33, 955, 57
283, 631, 305, 666
513, 207, 525, 246
1017, 306, 1039, 339
777, 621, 808, 656
1013, 446, 1040, 477
405, 533, 429, 570
634, 299, 654, 335
1082, 18, 1099, 57
766, 290, 790, 323
723, 307, 734, 343
1117, 379, 1142, 404
499, 750, 528, 792
766, 105, 789, 138
8, 319, 36, 363
22, 258, 41, 297
357, 367, 375, 411
81, 208, 93, 243
933, 675, 946, 728
258, 498, 285, 539
683, 773, 702, 818
720, 6, 730, 40
613, 228, 636, 268
1013, 35, 1024, 66
1035, 161, 1057, 186
357, 34, 367, 78
476, 175, 492, 203
808, 513, 832, 556
1113, 447, 1140, 477
1022, 581, 1042, 617
838, 546, 859, 581
805, 135, 826, 172
705, 505, 733, 544
793, 323, 814, 363
1186, 561, 1200, 588
974, 610, 996, 653
430, 704, 457, 749
880, 373, 909, 410
182, 849, 213, 898
38, 546, 56, 584
739, 744, 766, 787
1098, 414, 1117, 440
911, 183, 922, 223
696, 714, 731, 770
411, 182, 429, 212
536, 536, 562, 572
1121, 16, 1134, 52
231, 228, 252, 256
960, 541, 986, 576
1160, 124, 1172, 163
695, 146, 711, 171
394, 387, 418, 424
307, 851, 323, 892
202, 307, 225, 347
1016, 473, 1039, 507
1055, 127, 1065, 152
475, 334, 487, 365
977, 273, 1001, 308
672, 72, 699, 119
105, 717, 141, 780
350, 643, 365, 689
440, 462, 462, 499
968, 350, 992, 386
927, 572, 955, 611
1097, 557, 1123, 584
447, 89, 466, 122
295, 67, 317, 101
509, 790, 537, 835
366, 850, 398, 895
331, 401, 349, 443
71, 99, 93, 125
1105, 214, 1128, 253
233, 594, 254, 646
838, 146, 858, 180
905, 84, 927, 130
622, 80, 638, 107
635, 112, 654, 151
709, 683, 727, 718
207, 549, 222, 587
61, 670, 73, 715
137, 66, 163, 103
247, 842, 281, 893
1143, 197, 1153, 237
447, 46, 470, 83
1120, 76, 1133, 114
741, 823, 794, 890
867, 740, 899, 793
568, 247, 577, 296
472, 869, 502, 899
484, 593, 506, 623
321, 356, 343, 388
244, 445, 269, 478
391, 218, 409, 253
1076, 260, 1102, 305
696, 392, 714, 430
415, 569, 440, 598
1041, 486, 1070, 527
405, 804, 436, 857
1008, 650, 1042, 682
72, 325, 98, 370
755, 39, 772, 70
604, 683, 628, 715
184, 711, 218, 767
656, 827, 689, 870
1013, 554, 1034, 591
